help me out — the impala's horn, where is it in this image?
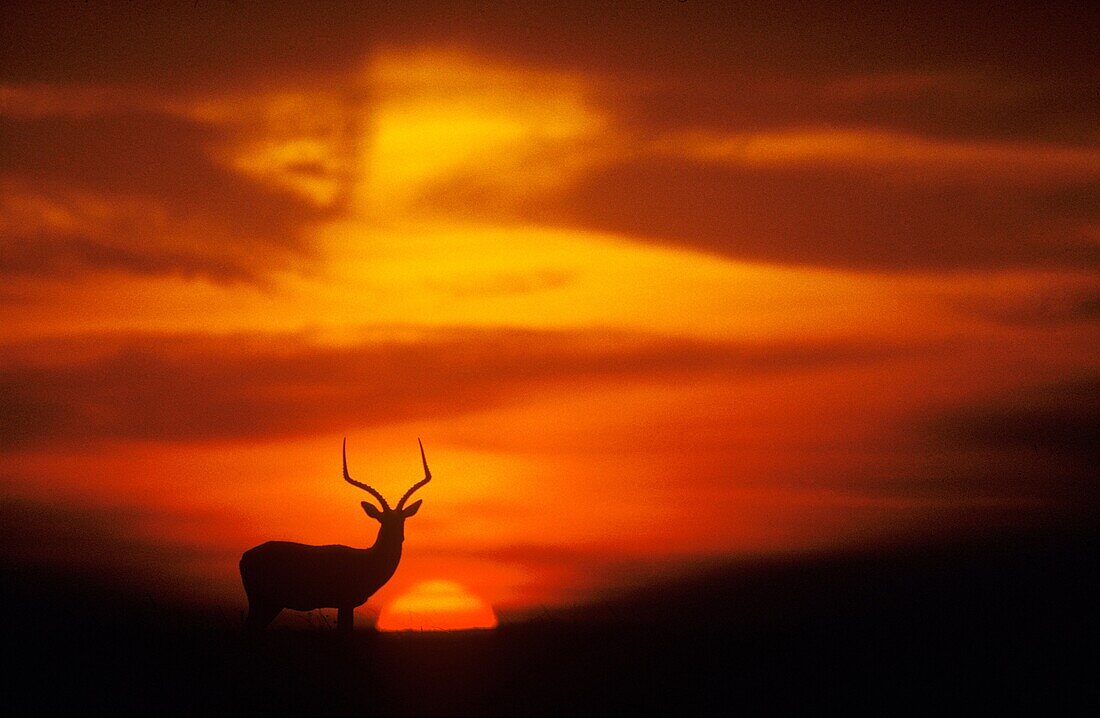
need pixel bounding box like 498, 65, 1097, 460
342, 437, 391, 511
397, 438, 432, 509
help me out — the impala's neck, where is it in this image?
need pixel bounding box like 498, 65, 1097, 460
364, 521, 404, 576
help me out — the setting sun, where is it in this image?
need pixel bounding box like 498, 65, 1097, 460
377, 580, 499, 631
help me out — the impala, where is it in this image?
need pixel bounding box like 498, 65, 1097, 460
240, 438, 431, 634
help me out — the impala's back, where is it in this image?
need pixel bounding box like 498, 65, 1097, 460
241, 541, 375, 611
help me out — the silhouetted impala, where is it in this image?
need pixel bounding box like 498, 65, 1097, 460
240, 438, 431, 634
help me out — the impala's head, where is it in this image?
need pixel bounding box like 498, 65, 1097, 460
342, 437, 431, 542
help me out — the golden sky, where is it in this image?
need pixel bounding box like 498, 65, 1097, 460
1, 2, 1097, 622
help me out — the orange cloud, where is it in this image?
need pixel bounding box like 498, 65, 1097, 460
0, 113, 328, 282
0, 328, 919, 449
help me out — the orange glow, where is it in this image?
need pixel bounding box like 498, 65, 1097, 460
1, 22, 1096, 620
361, 50, 605, 215
377, 580, 498, 631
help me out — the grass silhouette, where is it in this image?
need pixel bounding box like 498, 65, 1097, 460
2, 526, 1094, 715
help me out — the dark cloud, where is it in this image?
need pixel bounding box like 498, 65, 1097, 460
429, 157, 1098, 272
948, 288, 1100, 327
0, 328, 916, 449
922, 377, 1099, 511
0, 494, 232, 599
401, 3, 1100, 146
423, 543, 725, 613
0, 112, 328, 282
609, 72, 1099, 146
1, 233, 257, 283
4, 3, 1095, 139
933, 377, 1099, 464
0, 2, 376, 91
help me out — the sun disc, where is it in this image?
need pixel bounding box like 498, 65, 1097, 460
377, 580, 498, 631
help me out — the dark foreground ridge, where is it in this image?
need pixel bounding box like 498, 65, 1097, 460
2, 527, 1095, 715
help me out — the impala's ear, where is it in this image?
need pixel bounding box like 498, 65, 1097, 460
402, 499, 422, 517
361, 501, 384, 520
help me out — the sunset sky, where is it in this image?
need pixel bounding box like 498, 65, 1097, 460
1, 2, 1096, 625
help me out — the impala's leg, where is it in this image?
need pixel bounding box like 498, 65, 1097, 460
245, 600, 282, 635
337, 606, 354, 633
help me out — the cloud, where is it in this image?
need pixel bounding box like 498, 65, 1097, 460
0, 2, 377, 92
4, 4, 1095, 139
0, 112, 328, 282
0, 494, 233, 600
610, 71, 1099, 146
426, 154, 1097, 272
393, 4, 1098, 148
915, 376, 1099, 513
0, 327, 917, 449
932, 377, 1099, 463
1, 232, 260, 283
427, 270, 574, 298
947, 288, 1100, 327
4, 4, 1096, 277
